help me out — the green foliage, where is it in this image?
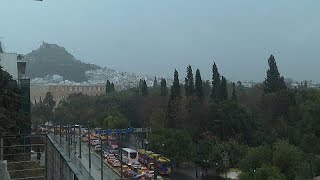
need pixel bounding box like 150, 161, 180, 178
214, 101, 253, 141
153, 77, 158, 88
239, 145, 273, 172
149, 129, 194, 166
0, 66, 29, 134
160, 78, 168, 96
211, 62, 221, 102
184, 65, 194, 98
103, 111, 129, 129
254, 165, 286, 180
171, 69, 181, 99
232, 82, 238, 102
106, 80, 115, 93
141, 80, 148, 96
195, 69, 204, 102
219, 76, 228, 102
43, 92, 56, 113
263, 54, 286, 94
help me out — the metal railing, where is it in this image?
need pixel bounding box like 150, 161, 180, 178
0, 133, 46, 180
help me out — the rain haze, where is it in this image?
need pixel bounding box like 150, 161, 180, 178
1, 0, 320, 81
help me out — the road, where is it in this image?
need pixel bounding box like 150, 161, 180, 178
50, 134, 120, 180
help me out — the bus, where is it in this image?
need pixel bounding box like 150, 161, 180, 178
122, 148, 139, 165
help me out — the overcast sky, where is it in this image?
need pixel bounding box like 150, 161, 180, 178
1, 0, 320, 81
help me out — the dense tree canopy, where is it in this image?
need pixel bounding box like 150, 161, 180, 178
29, 55, 320, 178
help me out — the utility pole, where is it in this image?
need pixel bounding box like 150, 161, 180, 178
74, 124, 76, 154
119, 134, 123, 179
79, 125, 81, 158
88, 121, 91, 169
59, 119, 62, 146
100, 134, 103, 180
154, 157, 157, 180
0, 132, 3, 161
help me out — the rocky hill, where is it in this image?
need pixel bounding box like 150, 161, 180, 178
25, 42, 100, 82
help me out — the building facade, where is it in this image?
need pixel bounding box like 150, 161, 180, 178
0, 51, 31, 135
31, 84, 108, 105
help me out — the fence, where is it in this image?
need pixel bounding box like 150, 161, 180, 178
0, 133, 46, 180
46, 134, 94, 180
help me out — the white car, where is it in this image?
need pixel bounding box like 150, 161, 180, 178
131, 161, 141, 169
112, 160, 121, 167
94, 145, 101, 151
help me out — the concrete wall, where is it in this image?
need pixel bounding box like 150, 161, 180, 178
46, 135, 89, 180
0, 53, 18, 80
0, 160, 11, 180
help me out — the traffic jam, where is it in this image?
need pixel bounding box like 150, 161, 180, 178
81, 127, 173, 179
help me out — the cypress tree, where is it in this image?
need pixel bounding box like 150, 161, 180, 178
106, 80, 111, 93
141, 80, 148, 96
231, 82, 237, 102
210, 62, 221, 101
160, 78, 168, 96
171, 69, 181, 99
184, 65, 194, 98
195, 69, 204, 102
153, 77, 158, 88
219, 76, 228, 101
110, 82, 115, 92
167, 69, 181, 128
263, 55, 287, 93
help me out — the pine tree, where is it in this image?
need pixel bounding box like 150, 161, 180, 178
160, 78, 168, 96
171, 69, 181, 99
231, 82, 237, 102
195, 69, 204, 102
219, 76, 228, 101
153, 77, 158, 88
263, 55, 287, 93
211, 62, 221, 101
184, 65, 194, 98
141, 80, 148, 96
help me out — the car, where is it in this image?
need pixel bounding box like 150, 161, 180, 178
109, 149, 118, 155
121, 165, 130, 173
106, 154, 116, 159
112, 160, 121, 167
146, 171, 154, 178
138, 167, 149, 174
107, 155, 116, 163
124, 169, 138, 178
131, 161, 142, 169
81, 136, 88, 142
94, 145, 101, 151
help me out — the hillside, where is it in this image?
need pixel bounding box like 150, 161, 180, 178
25, 42, 100, 82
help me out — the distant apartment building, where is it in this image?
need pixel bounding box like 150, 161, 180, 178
31, 84, 119, 105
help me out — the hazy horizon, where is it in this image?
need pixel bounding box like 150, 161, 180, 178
1, 0, 320, 82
